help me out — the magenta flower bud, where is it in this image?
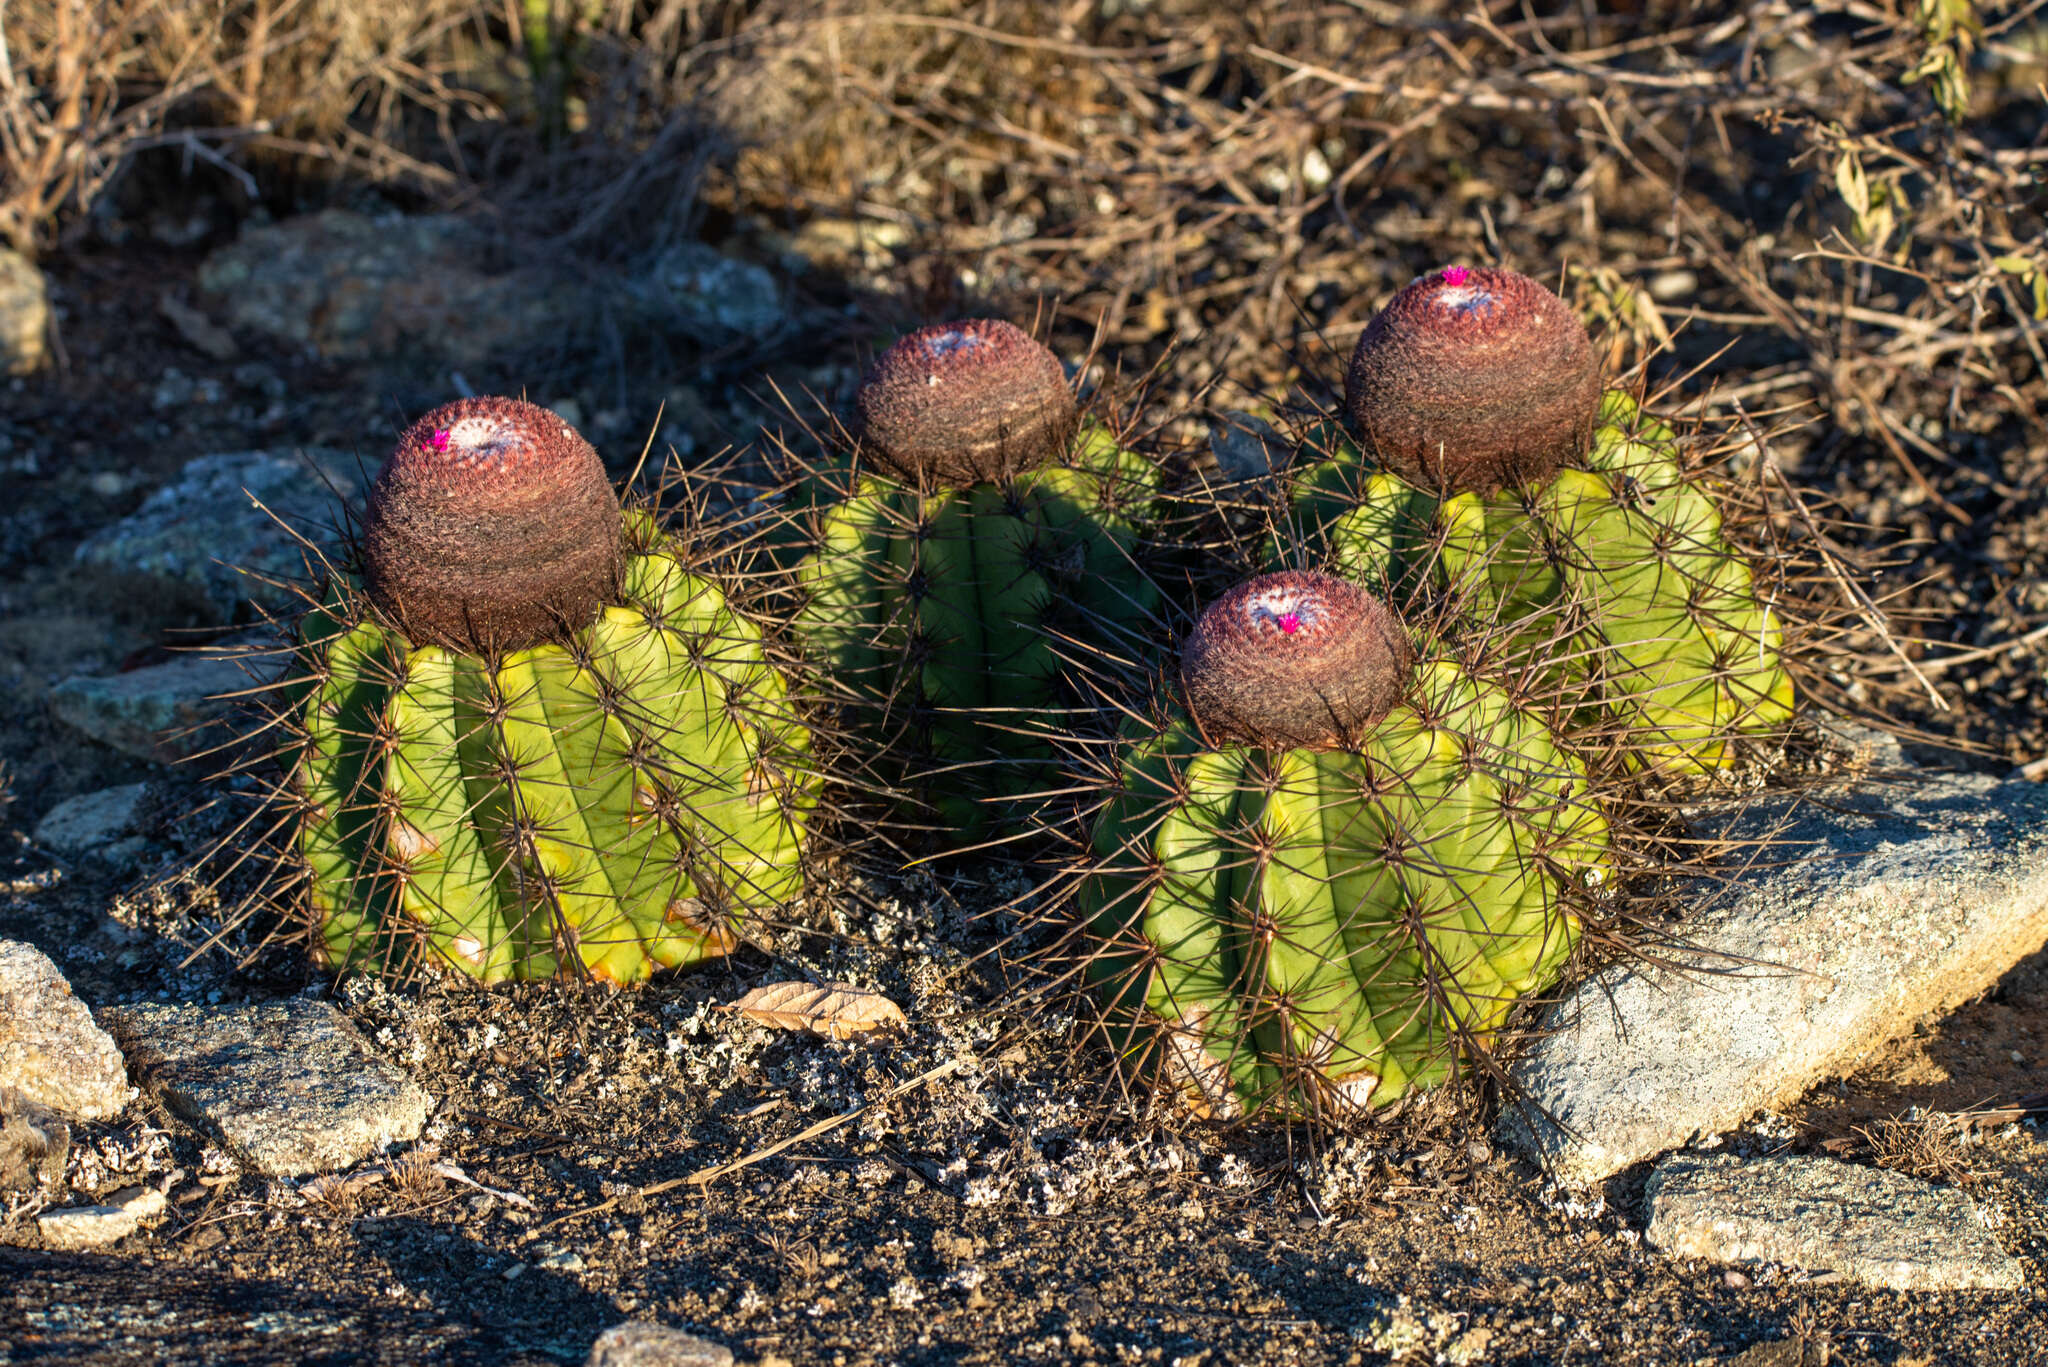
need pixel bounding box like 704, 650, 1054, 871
855, 319, 1079, 487
1181, 572, 1415, 749
360, 396, 623, 654
1344, 266, 1601, 495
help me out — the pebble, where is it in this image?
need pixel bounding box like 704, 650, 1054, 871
73, 448, 362, 623
32, 783, 153, 866
628, 242, 785, 344
48, 647, 263, 763
585, 1322, 734, 1367
0, 247, 49, 376
36, 1187, 168, 1252
99, 997, 429, 1177
1500, 770, 2048, 1183
0, 940, 132, 1122
1644, 1152, 2024, 1292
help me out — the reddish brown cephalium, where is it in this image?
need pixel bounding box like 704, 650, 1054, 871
1343, 266, 1601, 495
856, 319, 1079, 487
361, 396, 624, 654
1180, 571, 1415, 749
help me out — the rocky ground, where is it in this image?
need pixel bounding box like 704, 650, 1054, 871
5, 5, 2048, 1362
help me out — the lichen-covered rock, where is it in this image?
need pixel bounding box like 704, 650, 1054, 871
100, 997, 428, 1177
0, 940, 132, 1122
74, 449, 363, 622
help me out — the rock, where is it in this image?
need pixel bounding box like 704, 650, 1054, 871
99, 997, 430, 1177
628, 242, 784, 345
1644, 1152, 2024, 1292
0, 248, 49, 375
36, 1186, 168, 1251
73, 449, 362, 622
780, 216, 911, 274
48, 646, 263, 763
33, 783, 153, 865
1208, 412, 1293, 485
1, 1088, 72, 1192
198, 209, 580, 366
585, 1322, 734, 1367
1501, 771, 2048, 1183
0, 940, 132, 1122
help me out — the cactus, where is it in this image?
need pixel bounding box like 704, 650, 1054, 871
1280, 266, 1793, 773
1070, 572, 1607, 1121
790, 319, 1162, 833
291, 396, 816, 985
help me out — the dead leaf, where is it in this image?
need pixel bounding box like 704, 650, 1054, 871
725, 982, 907, 1041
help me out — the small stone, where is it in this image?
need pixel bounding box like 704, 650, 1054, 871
33, 783, 152, 861
1208, 411, 1292, 485
1, 1087, 72, 1191
0, 940, 132, 1122
74, 449, 362, 622
584, 1322, 734, 1367
99, 997, 430, 1177
1644, 1152, 2023, 1292
0, 247, 49, 375
35, 1186, 168, 1251
48, 647, 261, 763
628, 243, 784, 344
1501, 772, 2048, 1183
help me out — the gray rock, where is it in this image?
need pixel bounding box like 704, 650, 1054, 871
1208, 412, 1293, 485
585, 1322, 734, 1367
0, 247, 49, 375
33, 783, 152, 863
1501, 772, 2048, 1184
48, 646, 265, 763
1644, 1152, 2024, 1291
74, 449, 361, 622
0, 940, 132, 1122
198, 209, 579, 365
100, 997, 430, 1177
36, 1186, 168, 1252
628, 243, 784, 345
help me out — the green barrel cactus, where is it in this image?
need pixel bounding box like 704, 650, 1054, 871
790, 319, 1162, 833
1071, 571, 1608, 1121
291, 396, 817, 985
1278, 265, 1793, 773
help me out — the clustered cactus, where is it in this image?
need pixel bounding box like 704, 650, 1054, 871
1279, 266, 1793, 773
789, 319, 1161, 832
240, 273, 1802, 1125
1073, 572, 1606, 1118
290, 397, 816, 985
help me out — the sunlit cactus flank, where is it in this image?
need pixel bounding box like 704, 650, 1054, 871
289, 398, 817, 985
1283, 267, 1794, 775
1067, 572, 1607, 1122
789, 319, 1162, 836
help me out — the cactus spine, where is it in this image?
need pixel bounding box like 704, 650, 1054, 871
294, 397, 816, 984
1072, 573, 1607, 1120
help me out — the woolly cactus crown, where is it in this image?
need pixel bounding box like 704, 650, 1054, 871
855, 318, 1079, 487
361, 396, 624, 654
1343, 266, 1601, 495
1181, 571, 1415, 749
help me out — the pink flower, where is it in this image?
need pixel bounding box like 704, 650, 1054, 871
1439, 266, 1471, 286
1277, 612, 1302, 635
424, 428, 451, 453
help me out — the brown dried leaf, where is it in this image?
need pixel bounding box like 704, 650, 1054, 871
726, 982, 907, 1041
